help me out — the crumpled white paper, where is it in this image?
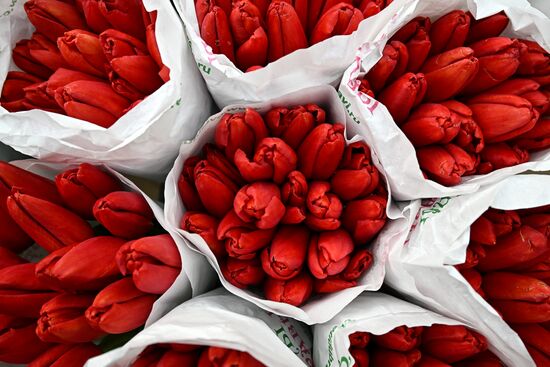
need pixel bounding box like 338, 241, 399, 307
313, 292, 465, 367
338, 0, 550, 200
385, 174, 550, 367
163, 85, 417, 324
10, 159, 217, 326
86, 288, 313, 367
0, 0, 215, 179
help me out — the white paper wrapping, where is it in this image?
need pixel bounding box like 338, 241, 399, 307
163, 85, 417, 324
385, 174, 550, 367
85, 288, 313, 367
313, 292, 465, 367
0, 0, 215, 179
338, 0, 550, 200
10, 159, 217, 326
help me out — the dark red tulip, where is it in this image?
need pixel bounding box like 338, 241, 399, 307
421, 325, 488, 363
341, 248, 373, 281
24, 0, 86, 42
517, 40, 550, 77
512, 323, 550, 361
44, 68, 102, 97
198, 346, 264, 367
342, 195, 386, 245
525, 346, 550, 367
97, 0, 146, 40
374, 326, 424, 352
178, 156, 205, 212
469, 216, 497, 245
515, 118, 550, 152
359, 78, 375, 97
265, 104, 325, 149
429, 10, 470, 55
350, 348, 369, 367
80, 0, 110, 34
298, 123, 345, 180
267, 0, 307, 62
0, 71, 41, 108
202, 6, 236, 63
261, 225, 309, 280
0, 317, 51, 364
99, 29, 148, 62
441, 100, 484, 153
12, 40, 53, 79
281, 171, 308, 224
367, 40, 409, 92
378, 72, 427, 124
522, 213, 550, 237
391, 17, 431, 72
305, 181, 342, 231
0, 248, 24, 270
308, 229, 354, 279
107, 54, 163, 101
233, 182, 286, 229
370, 348, 421, 367
417, 355, 452, 367
477, 143, 529, 174
57, 30, 108, 77
310, 3, 363, 45
459, 268, 484, 297
466, 12, 509, 44
230, 0, 268, 70
0, 160, 62, 201
349, 331, 370, 348
484, 209, 521, 236
455, 243, 486, 270
264, 271, 313, 306
27, 33, 67, 73
93, 191, 154, 239
417, 144, 476, 186
401, 103, 460, 146
22, 82, 63, 113
181, 212, 226, 258
221, 257, 265, 289
313, 276, 356, 293
28, 343, 101, 367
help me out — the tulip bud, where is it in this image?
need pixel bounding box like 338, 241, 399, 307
28, 343, 102, 367
117, 234, 181, 295
202, 6, 236, 63
470, 216, 497, 245
391, 17, 432, 72
515, 117, 550, 152
22, 82, 64, 113
313, 276, 357, 293
517, 257, 550, 284
522, 213, 550, 237
517, 40, 550, 77
441, 100, 484, 153
57, 30, 108, 77
359, 77, 375, 97
55, 163, 122, 219
7, 191, 94, 253
484, 209, 521, 236
194, 160, 240, 218
370, 348, 422, 367
466, 12, 509, 44
267, 1, 307, 62
265, 104, 325, 149
37, 293, 105, 343
107, 54, 164, 101
85, 278, 157, 334
512, 324, 550, 362
93, 191, 154, 239
45, 68, 103, 97
99, 29, 148, 62
482, 272, 550, 323
421, 47, 479, 102
24, 0, 86, 42
264, 271, 313, 306
349, 331, 371, 348
97, 0, 146, 40
27, 33, 67, 73
54, 80, 131, 127
0, 71, 41, 106
235, 137, 297, 184
367, 41, 409, 92
204, 143, 246, 187
12, 39, 53, 79
462, 37, 522, 94
0, 263, 57, 318
261, 225, 309, 280
342, 195, 386, 245
280, 171, 308, 224
308, 229, 354, 279
477, 143, 529, 174
157, 349, 201, 366
485, 78, 549, 115
0, 248, 24, 270
310, 3, 363, 45
455, 243, 486, 270
417, 144, 476, 186
350, 348, 369, 367
401, 103, 460, 146
230, 1, 268, 70
234, 182, 286, 229
373, 326, 424, 352
331, 142, 379, 201
80, 0, 110, 34
298, 123, 345, 180
221, 257, 265, 288
199, 347, 264, 367
422, 325, 488, 363
178, 156, 205, 212
215, 109, 268, 160
0, 318, 51, 364
378, 72, 427, 124
218, 210, 276, 258
305, 181, 342, 231
459, 268, 484, 297
417, 356, 452, 367
429, 11, 470, 55
181, 212, 226, 258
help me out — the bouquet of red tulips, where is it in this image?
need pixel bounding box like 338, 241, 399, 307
0, 160, 210, 365
165, 86, 415, 324
313, 292, 505, 366
385, 174, 550, 366
86, 288, 313, 367
339, 0, 550, 200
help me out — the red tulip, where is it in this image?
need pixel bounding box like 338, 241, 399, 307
517, 40, 550, 77
367, 40, 409, 92
462, 37, 522, 94
11, 40, 53, 80
377, 72, 427, 124
358, 0, 392, 18
37, 293, 104, 343
178, 156, 206, 212
459, 268, 484, 297
374, 326, 423, 352
22, 82, 64, 113
156, 349, 201, 366
267, 1, 307, 62
349, 331, 371, 348
515, 118, 550, 152
181, 212, 226, 258
194, 159, 240, 218
204, 143, 246, 186
7, 191, 94, 253
401, 103, 460, 146
235, 137, 297, 184
483, 209, 521, 236
198, 347, 264, 367
265, 104, 325, 149
281, 170, 308, 224
217, 210, 275, 259
313, 276, 356, 293
45, 68, 102, 98
99, 29, 148, 62
466, 12, 509, 44
486, 78, 549, 114
0, 161, 63, 204
441, 100, 484, 153
264, 271, 313, 306
54, 80, 131, 127
298, 123, 345, 180
342, 195, 386, 245
27, 33, 67, 73
97, 0, 146, 40
350, 348, 369, 367
512, 324, 550, 360
429, 10, 470, 55
117, 234, 181, 294
308, 229, 354, 279
304, 181, 342, 231
370, 348, 421, 367
417, 356, 452, 367
422, 325, 488, 363
310, 3, 363, 45
85, 278, 157, 334
517, 256, 550, 283
233, 182, 285, 229
417, 144, 477, 186
221, 257, 265, 288
0, 248, 24, 270
469, 216, 497, 246
108, 54, 164, 101
55, 163, 122, 219
522, 213, 550, 237
525, 346, 550, 367
24, 0, 86, 42
482, 272, 550, 323
80, 0, 110, 34
359, 78, 375, 97
391, 17, 431, 72
477, 143, 529, 174
421, 47, 479, 102
261, 225, 309, 280
28, 343, 101, 367
93, 191, 154, 239
0, 71, 41, 107
457, 243, 486, 271
331, 141, 379, 201
230, 0, 268, 70
0, 317, 51, 364
201, 6, 236, 63
57, 30, 107, 77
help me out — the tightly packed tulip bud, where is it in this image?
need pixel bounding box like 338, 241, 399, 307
55, 163, 122, 219
93, 191, 154, 239
261, 225, 309, 280
28, 342, 101, 367
350, 348, 370, 367
267, 1, 307, 62
350, 331, 371, 348
342, 195, 387, 245
308, 229, 354, 279
265, 104, 324, 149
222, 257, 265, 288
466, 12, 509, 44
107, 54, 164, 101
22, 81, 64, 113
377, 72, 427, 124
24, 0, 86, 43
12, 40, 55, 80
401, 103, 460, 146
264, 270, 313, 306
459, 268, 485, 297
99, 29, 149, 62
515, 118, 550, 152
370, 348, 422, 367
373, 326, 423, 352
27, 33, 67, 74
455, 243, 486, 271
218, 210, 276, 258
359, 78, 375, 97
233, 182, 286, 229
44, 68, 102, 98
429, 10, 470, 55
517, 40, 550, 77
477, 143, 529, 174
310, 3, 363, 45
280, 170, 308, 224
57, 30, 108, 77
0, 317, 51, 364
393, 17, 432, 73
181, 212, 226, 257
522, 213, 550, 237
486, 78, 550, 115
230, 0, 268, 70
417, 144, 477, 186
298, 123, 346, 180
305, 181, 343, 230
178, 156, 206, 212
512, 323, 550, 361
201, 6, 236, 63
421, 325, 488, 363
484, 209, 521, 236
116, 234, 182, 294
0, 72, 41, 111
469, 216, 497, 245
366, 41, 409, 93
441, 100, 484, 153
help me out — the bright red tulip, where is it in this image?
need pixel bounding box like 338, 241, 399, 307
378, 72, 427, 124
178, 156, 206, 212
391, 17, 431, 72
310, 3, 363, 45
264, 271, 313, 306
28, 343, 101, 367
45, 68, 102, 98
517, 40, 550, 77
308, 229, 354, 279
441, 100, 484, 153
108, 54, 164, 101
349, 331, 371, 348
466, 12, 509, 44
12, 40, 53, 79
370, 348, 421, 367
477, 143, 529, 174
305, 181, 342, 231
117, 234, 181, 294
0, 317, 51, 364
417, 144, 477, 185
265, 104, 325, 149
201, 6, 236, 63
24, 0, 86, 42
429, 10, 470, 55
221, 257, 265, 288
280, 171, 308, 224
27, 33, 67, 73
298, 123, 345, 180
97, 0, 146, 40
359, 77, 375, 97
515, 118, 550, 152
261, 225, 309, 280
230, 1, 268, 70
373, 326, 424, 352
313, 276, 356, 293
93, 191, 154, 239
181, 212, 226, 258
422, 325, 488, 363
367, 40, 409, 92
0, 72, 41, 108
0, 161, 63, 204
484, 209, 521, 236
99, 29, 148, 62
342, 195, 386, 245
469, 216, 497, 245
193, 159, 240, 218
233, 182, 286, 229
57, 30, 107, 77
460, 267, 485, 297
401, 103, 460, 146
267, 1, 307, 62
22, 82, 64, 113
